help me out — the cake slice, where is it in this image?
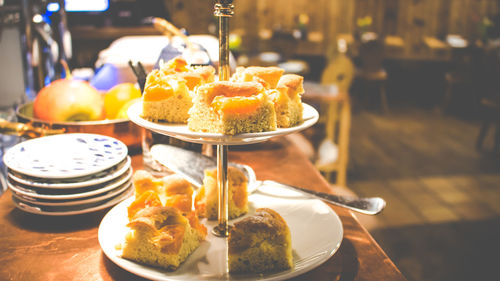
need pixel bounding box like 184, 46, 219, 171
122, 206, 205, 271
269, 74, 305, 128
141, 70, 192, 123
141, 57, 215, 123
194, 166, 248, 220
188, 81, 277, 135
231, 66, 284, 89
159, 57, 215, 90
160, 56, 190, 74
228, 208, 293, 273
130, 170, 193, 215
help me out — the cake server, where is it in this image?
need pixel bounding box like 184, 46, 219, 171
150, 144, 386, 215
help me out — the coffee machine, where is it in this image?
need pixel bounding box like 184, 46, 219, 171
0, 0, 32, 110
0, 0, 73, 109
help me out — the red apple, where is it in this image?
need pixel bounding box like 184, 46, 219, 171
33, 79, 105, 122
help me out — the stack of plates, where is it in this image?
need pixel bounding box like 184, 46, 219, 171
3, 133, 134, 216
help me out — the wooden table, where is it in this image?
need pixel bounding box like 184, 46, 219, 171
0, 136, 406, 281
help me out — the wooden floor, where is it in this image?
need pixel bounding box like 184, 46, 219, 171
330, 105, 500, 281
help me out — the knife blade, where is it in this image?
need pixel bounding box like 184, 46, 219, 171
150, 144, 256, 190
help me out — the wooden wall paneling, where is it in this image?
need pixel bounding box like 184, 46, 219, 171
383, 0, 399, 35
450, 0, 461, 34
396, 0, 409, 36
397, 0, 415, 54
351, 0, 388, 35
402, 0, 418, 56
375, 0, 386, 34
330, 0, 354, 35
353, 0, 369, 32
425, 0, 440, 36
467, 0, 482, 37
411, 0, 427, 52
460, 0, 472, 36
323, 0, 354, 57
160, 0, 500, 59
254, 0, 276, 53
259, 0, 275, 29
448, 0, 465, 35
323, 0, 339, 54
233, 0, 258, 53
341, 0, 356, 50
436, 0, 451, 39
300, 0, 325, 37
324, 0, 339, 57
294, 0, 328, 55
168, 0, 213, 34
254, 0, 273, 53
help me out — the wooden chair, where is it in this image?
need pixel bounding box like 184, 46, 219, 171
476, 46, 500, 153
309, 47, 353, 186
354, 37, 389, 113
476, 96, 500, 153
314, 94, 351, 186
317, 40, 354, 137
441, 45, 484, 113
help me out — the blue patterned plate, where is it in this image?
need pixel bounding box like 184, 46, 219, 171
3, 133, 128, 179
8, 167, 132, 200
7, 156, 131, 189
12, 184, 134, 216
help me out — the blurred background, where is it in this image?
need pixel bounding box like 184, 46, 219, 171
1, 1, 500, 281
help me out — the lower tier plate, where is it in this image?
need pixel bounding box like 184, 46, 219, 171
98, 183, 343, 281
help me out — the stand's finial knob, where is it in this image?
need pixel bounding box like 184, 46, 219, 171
214, 1, 234, 17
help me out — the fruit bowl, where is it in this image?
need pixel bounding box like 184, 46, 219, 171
16, 102, 143, 149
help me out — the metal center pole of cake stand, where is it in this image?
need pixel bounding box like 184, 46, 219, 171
212, 0, 234, 238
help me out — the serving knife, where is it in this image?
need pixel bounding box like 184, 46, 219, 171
150, 144, 386, 215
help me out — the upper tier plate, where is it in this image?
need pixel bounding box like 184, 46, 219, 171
3, 133, 128, 179
128, 101, 319, 145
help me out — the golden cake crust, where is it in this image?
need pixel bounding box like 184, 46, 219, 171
233, 208, 287, 233
170, 66, 215, 91
199, 81, 265, 103
229, 208, 288, 253
193, 66, 216, 83
228, 208, 293, 273
244, 66, 284, 77
123, 171, 207, 271
271, 74, 304, 128
141, 56, 215, 123
128, 206, 184, 229
195, 166, 248, 220
277, 74, 304, 96
122, 205, 203, 270
130, 170, 194, 214
188, 80, 277, 134
232, 66, 284, 89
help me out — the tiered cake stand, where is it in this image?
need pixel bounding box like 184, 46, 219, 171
131, 0, 321, 238
100, 1, 342, 280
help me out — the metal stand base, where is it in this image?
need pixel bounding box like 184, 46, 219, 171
212, 1, 234, 238
212, 144, 229, 237
212, 224, 232, 237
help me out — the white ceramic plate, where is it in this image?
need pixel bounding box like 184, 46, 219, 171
98, 183, 343, 281
12, 183, 134, 216
11, 179, 133, 207
3, 133, 128, 179
128, 101, 319, 145
7, 156, 131, 189
8, 167, 132, 200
